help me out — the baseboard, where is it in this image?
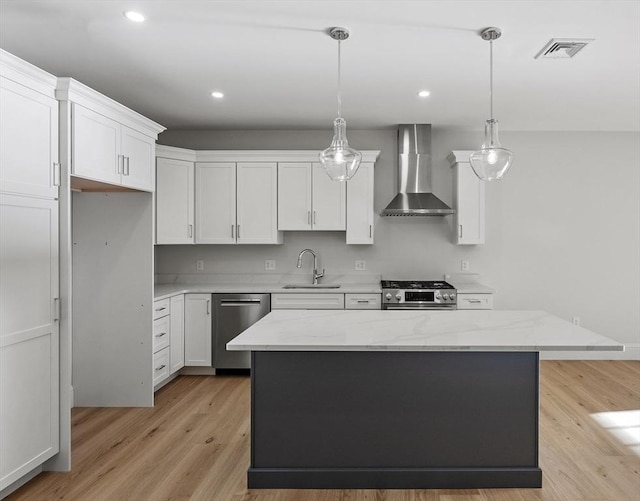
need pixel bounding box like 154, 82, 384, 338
180, 366, 216, 376
540, 344, 640, 360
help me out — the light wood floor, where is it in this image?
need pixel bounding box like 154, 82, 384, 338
7, 361, 640, 501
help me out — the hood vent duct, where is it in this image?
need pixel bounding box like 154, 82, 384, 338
381, 124, 454, 216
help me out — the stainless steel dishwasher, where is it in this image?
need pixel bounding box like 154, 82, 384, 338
212, 293, 270, 370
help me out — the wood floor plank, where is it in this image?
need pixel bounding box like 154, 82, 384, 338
6, 361, 640, 501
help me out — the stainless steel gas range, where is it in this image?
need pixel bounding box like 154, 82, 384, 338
381, 280, 457, 310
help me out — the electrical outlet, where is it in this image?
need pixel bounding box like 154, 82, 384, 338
265, 260, 276, 271
461, 260, 469, 271
196, 260, 204, 271
572, 317, 580, 326
355, 260, 366, 271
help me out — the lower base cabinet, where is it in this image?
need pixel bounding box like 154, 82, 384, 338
457, 293, 494, 310
184, 294, 212, 366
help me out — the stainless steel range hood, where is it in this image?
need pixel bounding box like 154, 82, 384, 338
381, 124, 454, 216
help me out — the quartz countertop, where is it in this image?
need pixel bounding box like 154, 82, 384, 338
226, 310, 624, 352
154, 274, 382, 300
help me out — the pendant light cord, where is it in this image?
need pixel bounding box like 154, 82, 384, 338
489, 39, 494, 120
337, 39, 342, 118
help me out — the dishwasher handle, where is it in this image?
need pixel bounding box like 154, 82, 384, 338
219, 299, 263, 306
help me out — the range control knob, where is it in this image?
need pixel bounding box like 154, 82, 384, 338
385, 293, 392, 300
450, 293, 456, 300
443, 293, 449, 300
395, 293, 402, 300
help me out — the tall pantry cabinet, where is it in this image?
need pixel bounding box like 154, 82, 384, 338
0, 50, 60, 492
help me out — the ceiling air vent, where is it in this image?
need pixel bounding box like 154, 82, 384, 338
535, 38, 594, 59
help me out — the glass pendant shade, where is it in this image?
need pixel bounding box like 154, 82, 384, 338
469, 119, 513, 181
319, 117, 362, 181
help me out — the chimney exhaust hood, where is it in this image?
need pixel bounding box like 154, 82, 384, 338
381, 124, 454, 216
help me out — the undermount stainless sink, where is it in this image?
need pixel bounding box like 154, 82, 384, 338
282, 284, 341, 289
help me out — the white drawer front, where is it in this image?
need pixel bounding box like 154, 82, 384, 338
153, 347, 170, 386
457, 293, 494, 310
153, 298, 170, 319
153, 315, 171, 353
345, 293, 381, 310
271, 293, 345, 310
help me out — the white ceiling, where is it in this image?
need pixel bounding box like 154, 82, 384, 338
1, 0, 639, 131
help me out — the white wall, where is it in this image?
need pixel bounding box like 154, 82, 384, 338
156, 128, 640, 357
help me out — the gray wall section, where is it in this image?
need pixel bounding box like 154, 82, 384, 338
156, 128, 640, 351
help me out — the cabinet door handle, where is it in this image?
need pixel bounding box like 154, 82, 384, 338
357, 300, 369, 304
459, 225, 463, 238
53, 297, 60, 321
307, 211, 311, 225
125, 156, 130, 176
237, 225, 240, 239
53, 162, 61, 187
206, 299, 211, 315
117, 154, 124, 174
155, 306, 167, 312
369, 225, 372, 238
313, 211, 317, 224
188, 224, 193, 238
155, 364, 166, 371
155, 332, 167, 338
231, 225, 234, 238
468, 299, 482, 304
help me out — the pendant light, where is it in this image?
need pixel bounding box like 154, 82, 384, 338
319, 27, 362, 181
470, 27, 513, 181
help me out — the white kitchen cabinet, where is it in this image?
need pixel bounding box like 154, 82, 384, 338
0, 76, 59, 198
457, 293, 494, 310
195, 162, 236, 244
346, 162, 375, 244
153, 347, 171, 386
170, 294, 185, 374
0, 50, 61, 492
184, 294, 212, 366
156, 157, 194, 244
271, 293, 345, 310
0, 195, 59, 491
278, 162, 346, 231
345, 293, 381, 309
56, 78, 164, 192
448, 151, 485, 245
195, 162, 282, 244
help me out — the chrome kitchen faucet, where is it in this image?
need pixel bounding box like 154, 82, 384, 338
296, 249, 325, 285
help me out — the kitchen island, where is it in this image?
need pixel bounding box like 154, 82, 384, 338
227, 310, 623, 489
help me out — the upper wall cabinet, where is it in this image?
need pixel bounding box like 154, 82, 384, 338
155, 148, 379, 245
195, 161, 282, 244
156, 153, 195, 244
0, 57, 59, 199
346, 162, 375, 244
448, 151, 485, 245
278, 163, 346, 231
56, 78, 165, 192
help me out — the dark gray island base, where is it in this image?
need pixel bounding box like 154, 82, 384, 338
249, 350, 542, 489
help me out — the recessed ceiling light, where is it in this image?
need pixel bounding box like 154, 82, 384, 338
124, 11, 145, 22
211, 91, 224, 99
417, 90, 431, 98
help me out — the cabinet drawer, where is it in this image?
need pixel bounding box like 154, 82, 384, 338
153, 298, 170, 319
153, 347, 170, 386
153, 315, 170, 353
271, 293, 345, 310
457, 293, 494, 310
345, 293, 381, 310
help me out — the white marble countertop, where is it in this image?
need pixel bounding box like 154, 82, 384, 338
154, 274, 382, 300
226, 310, 624, 352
